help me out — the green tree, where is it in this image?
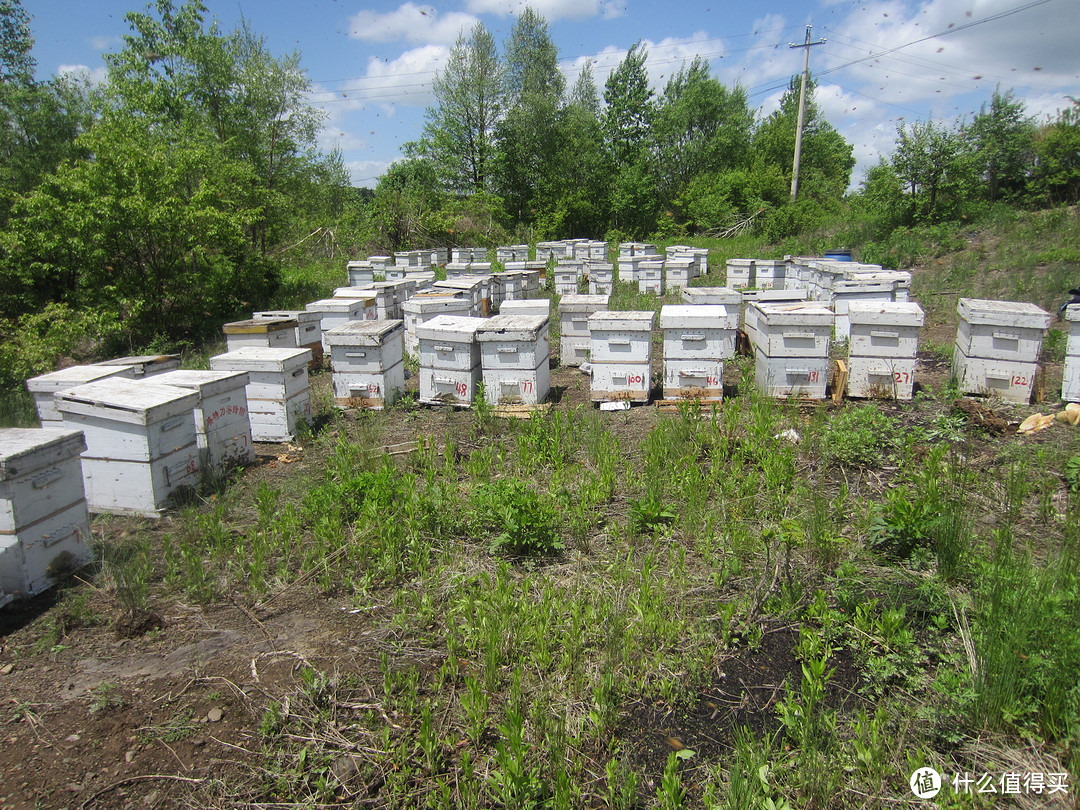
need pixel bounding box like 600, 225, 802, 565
891, 118, 974, 223
493, 9, 563, 227
751, 75, 855, 206
569, 61, 600, 116
1031, 99, 1080, 206
603, 42, 657, 235
965, 89, 1036, 204
0, 0, 33, 85
424, 22, 503, 195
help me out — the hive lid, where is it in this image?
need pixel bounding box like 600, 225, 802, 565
153, 369, 251, 398
95, 355, 180, 376
681, 287, 743, 305
588, 310, 656, 331
209, 347, 312, 373
306, 298, 370, 313
222, 317, 296, 334
558, 294, 609, 313
957, 298, 1052, 329
1063, 304, 1080, 322
660, 305, 738, 330
0, 428, 87, 480
55, 378, 199, 425
324, 319, 404, 344
26, 364, 134, 394
253, 310, 322, 324
847, 300, 925, 327
752, 302, 834, 326
476, 314, 549, 342
416, 315, 488, 340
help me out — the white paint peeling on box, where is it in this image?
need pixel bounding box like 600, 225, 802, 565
153, 370, 254, 474
754, 350, 829, 399
955, 298, 1051, 363
55, 379, 201, 517
953, 346, 1037, 404
846, 357, 917, 400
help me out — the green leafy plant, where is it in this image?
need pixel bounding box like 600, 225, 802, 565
1064, 456, 1080, 492
471, 477, 563, 557
628, 493, 676, 537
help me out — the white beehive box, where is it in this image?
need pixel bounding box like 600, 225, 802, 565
955, 298, 1051, 363
588, 311, 655, 364
417, 315, 486, 407
253, 310, 324, 369
665, 258, 695, 290
749, 302, 833, 358
499, 299, 550, 320
554, 265, 581, 296
403, 294, 473, 357
559, 294, 609, 366
591, 361, 652, 403
477, 315, 551, 406
638, 260, 664, 295
681, 286, 743, 314
346, 261, 375, 287
848, 302, 924, 359
325, 320, 404, 374
405, 269, 437, 292
754, 350, 829, 399
618, 255, 643, 283
434, 277, 487, 314
739, 289, 809, 305
831, 281, 898, 339
95, 355, 180, 378
26, 364, 136, 425
55, 379, 201, 517
153, 370, 254, 473
846, 357, 917, 400
0, 428, 92, 596
497, 271, 524, 301
223, 317, 298, 352
1063, 305, 1080, 402
326, 321, 405, 409
210, 347, 312, 442
588, 263, 615, 295
661, 306, 738, 359
953, 347, 1038, 404
727, 259, 785, 289
662, 361, 724, 401
307, 298, 375, 351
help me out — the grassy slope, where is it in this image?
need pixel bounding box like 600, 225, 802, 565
3, 211, 1080, 808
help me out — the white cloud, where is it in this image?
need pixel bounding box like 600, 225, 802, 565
347, 158, 396, 187
349, 4, 479, 45
464, 0, 624, 21
309, 45, 447, 114
57, 64, 108, 86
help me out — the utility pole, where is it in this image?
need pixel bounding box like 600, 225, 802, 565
789, 25, 825, 200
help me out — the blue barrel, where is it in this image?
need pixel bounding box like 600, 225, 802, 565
824, 249, 853, 262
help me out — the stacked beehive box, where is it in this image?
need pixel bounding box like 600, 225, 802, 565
831, 279, 900, 341
554, 261, 582, 296
417, 315, 487, 406
660, 305, 737, 402
347, 261, 375, 287
588, 262, 615, 295
751, 302, 834, 399
726, 259, 787, 290
953, 298, 1051, 404
0, 429, 93, 596
846, 302, 925, 400
433, 276, 487, 315
664, 257, 696, 290
477, 314, 550, 406
681, 287, 743, 309
55, 379, 201, 516
559, 294, 609, 367
638, 259, 664, 295
618, 254, 643, 284
26, 365, 135, 426
589, 311, 656, 404
403, 293, 473, 357
1063, 304, 1080, 402
325, 320, 405, 410
153, 370, 255, 474
307, 298, 375, 354
254, 310, 324, 369
210, 347, 312, 442
223, 317, 297, 352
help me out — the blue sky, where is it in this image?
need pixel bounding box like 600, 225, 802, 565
24, 0, 1080, 189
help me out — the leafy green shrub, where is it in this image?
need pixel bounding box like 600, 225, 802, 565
1065, 457, 1080, 492
471, 477, 562, 557
629, 494, 676, 537
0, 303, 122, 388
820, 404, 900, 468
